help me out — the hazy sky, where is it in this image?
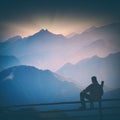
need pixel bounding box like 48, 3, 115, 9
0, 0, 120, 40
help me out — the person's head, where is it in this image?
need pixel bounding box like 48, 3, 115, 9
91, 76, 98, 84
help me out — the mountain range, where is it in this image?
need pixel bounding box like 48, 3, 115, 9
0, 65, 79, 106
57, 52, 120, 91
0, 22, 120, 71
0, 22, 120, 102
0, 64, 119, 107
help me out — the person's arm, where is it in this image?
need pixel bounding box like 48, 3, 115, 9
83, 84, 92, 93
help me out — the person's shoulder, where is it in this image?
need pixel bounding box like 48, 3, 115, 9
87, 84, 93, 88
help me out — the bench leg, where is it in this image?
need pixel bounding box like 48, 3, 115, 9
90, 102, 94, 109
99, 100, 102, 109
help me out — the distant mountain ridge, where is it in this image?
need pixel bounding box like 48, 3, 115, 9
28, 29, 65, 41
0, 22, 120, 71
57, 52, 120, 91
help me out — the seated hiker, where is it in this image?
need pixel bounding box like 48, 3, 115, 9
80, 76, 104, 109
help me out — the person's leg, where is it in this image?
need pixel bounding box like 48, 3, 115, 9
80, 92, 86, 108
80, 91, 90, 109
85, 94, 94, 109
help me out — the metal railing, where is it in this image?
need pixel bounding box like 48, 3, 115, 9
0, 98, 120, 120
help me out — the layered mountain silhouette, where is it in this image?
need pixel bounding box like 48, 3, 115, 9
0, 65, 79, 105
0, 29, 68, 70
70, 22, 120, 46
0, 23, 120, 71
57, 52, 120, 92
69, 22, 120, 60
0, 23, 120, 102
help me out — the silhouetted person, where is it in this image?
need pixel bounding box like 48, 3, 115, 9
80, 76, 104, 109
